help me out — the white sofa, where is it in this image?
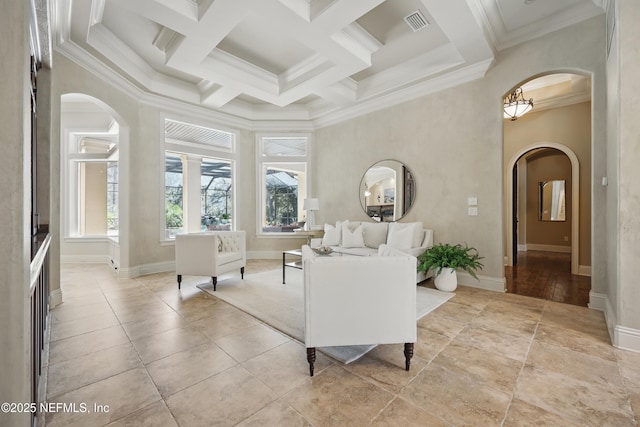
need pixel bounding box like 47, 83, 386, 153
302, 244, 417, 376
175, 231, 246, 290
311, 220, 433, 283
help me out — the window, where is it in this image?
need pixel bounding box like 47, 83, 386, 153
67, 136, 119, 237
201, 158, 233, 229
163, 118, 235, 239
164, 153, 183, 239
106, 161, 118, 232
257, 135, 311, 234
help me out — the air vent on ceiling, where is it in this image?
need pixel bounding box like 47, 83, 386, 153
404, 10, 429, 32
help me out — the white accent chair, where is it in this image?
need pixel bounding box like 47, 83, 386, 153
302, 244, 417, 376
175, 231, 246, 291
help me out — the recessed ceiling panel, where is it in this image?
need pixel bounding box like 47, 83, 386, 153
218, 12, 314, 74
353, 0, 448, 81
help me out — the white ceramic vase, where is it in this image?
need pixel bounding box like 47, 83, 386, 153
434, 267, 457, 292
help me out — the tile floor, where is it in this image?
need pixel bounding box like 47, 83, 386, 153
42, 260, 640, 426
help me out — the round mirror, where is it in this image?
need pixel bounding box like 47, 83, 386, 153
359, 160, 416, 222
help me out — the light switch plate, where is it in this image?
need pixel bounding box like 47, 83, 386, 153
468, 197, 478, 206
468, 207, 478, 216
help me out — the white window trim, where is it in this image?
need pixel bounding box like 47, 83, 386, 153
62, 127, 120, 240
160, 114, 238, 244
255, 132, 313, 238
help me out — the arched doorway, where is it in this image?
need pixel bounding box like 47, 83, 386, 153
502, 72, 592, 304
506, 143, 580, 274
60, 93, 129, 274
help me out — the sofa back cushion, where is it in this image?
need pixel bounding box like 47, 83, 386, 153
362, 222, 389, 248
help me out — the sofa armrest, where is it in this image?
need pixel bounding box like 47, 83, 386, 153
175, 233, 219, 276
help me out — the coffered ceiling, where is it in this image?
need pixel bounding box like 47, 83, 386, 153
52, 0, 604, 126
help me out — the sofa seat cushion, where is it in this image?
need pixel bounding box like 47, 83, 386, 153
218, 251, 242, 265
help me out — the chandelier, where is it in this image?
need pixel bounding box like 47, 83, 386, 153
503, 87, 533, 121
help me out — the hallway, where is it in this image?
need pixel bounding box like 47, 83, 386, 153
505, 250, 591, 307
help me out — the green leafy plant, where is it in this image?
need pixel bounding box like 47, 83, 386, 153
417, 243, 484, 280
165, 204, 183, 228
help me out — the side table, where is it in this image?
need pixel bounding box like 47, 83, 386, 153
282, 249, 303, 284
293, 228, 324, 245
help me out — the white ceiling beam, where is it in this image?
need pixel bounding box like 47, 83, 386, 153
201, 85, 242, 109
356, 43, 464, 100
419, 0, 494, 64
277, 0, 311, 21
313, 79, 357, 106
108, 0, 198, 35
165, 0, 254, 66
309, 0, 385, 33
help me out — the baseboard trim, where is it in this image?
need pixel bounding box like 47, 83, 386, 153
589, 291, 640, 353
120, 261, 175, 279
578, 265, 592, 276
526, 244, 571, 253
588, 291, 607, 311
50, 288, 63, 308
457, 272, 506, 292
517, 244, 527, 252
615, 326, 640, 353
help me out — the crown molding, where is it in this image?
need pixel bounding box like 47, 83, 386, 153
530, 91, 591, 113
56, 36, 498, 132
312, 58, 494, 128
55, 41, 254, 130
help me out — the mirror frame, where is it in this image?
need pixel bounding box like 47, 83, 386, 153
538, 180, 566, 221
359, 160, 416, 222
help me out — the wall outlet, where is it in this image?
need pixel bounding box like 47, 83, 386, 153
564, 236, 569, 241
468, 207, 478, 216
467, 197, 478, 206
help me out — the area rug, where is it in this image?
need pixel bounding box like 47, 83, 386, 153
197, 268, 454, 363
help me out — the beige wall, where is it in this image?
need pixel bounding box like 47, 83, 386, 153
0, 0, 31, 424
613, 0, 640, 330
315, 17, 605, 288
81, 162, 108, 235
525, 150, 572, 249
504, 102, 592, 266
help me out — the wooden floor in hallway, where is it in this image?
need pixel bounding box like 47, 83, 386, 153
505, 250, 591, 307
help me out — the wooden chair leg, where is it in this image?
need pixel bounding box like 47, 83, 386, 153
241, 266, 245, 279
177, 274, 182, 290
212, 276, 217, 291
404, 343, 414, 371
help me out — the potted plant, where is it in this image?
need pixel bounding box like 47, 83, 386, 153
417, 243, 484, 291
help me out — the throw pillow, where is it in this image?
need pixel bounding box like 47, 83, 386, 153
322, 223, 340, 246
340, 223, 365, 248
388, 222, 424, 248
386, 224, 414, 250
362, 222, 389, 248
